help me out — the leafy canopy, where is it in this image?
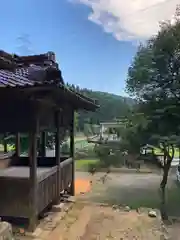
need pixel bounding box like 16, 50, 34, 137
126, 10, 180, 151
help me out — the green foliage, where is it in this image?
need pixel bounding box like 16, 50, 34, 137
66, 84, 135, 131
95, 144, 123, 168
91, 124, 100, 135
83, 123, 92, 137
61, 142, 70, 154
126, 13, 180, 151
125, 8, 180, 219
117, 112, 148, 155
127, 16, 180, 102
75, 159, 99, 171
87, 161, 100, 173
75, 144, 97, 159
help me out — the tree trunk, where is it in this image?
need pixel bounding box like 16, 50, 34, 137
159, 144, 174, 220
160, 155, 172, 220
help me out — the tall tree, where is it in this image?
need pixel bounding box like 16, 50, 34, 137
126, 7, 180, 220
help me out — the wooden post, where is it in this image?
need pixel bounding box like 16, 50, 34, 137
29, 117, 38, 232
41, 131, 46, 157
70, 109, 75, 196
55, 111, 60, 201
3, 133, 7, 153
15, 133, 20, 156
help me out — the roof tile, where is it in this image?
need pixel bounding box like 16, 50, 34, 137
0, 69, 34, 87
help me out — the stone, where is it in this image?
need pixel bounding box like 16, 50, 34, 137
0, 222, 14, 240
124, 206, 131, 212
112, 205, 118, 210
160, 233, 170, 240
52, 202, 65, 212
148, 210, 157, 218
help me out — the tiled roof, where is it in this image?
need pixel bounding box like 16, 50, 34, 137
0, 50, 99, 109
0, 69, 34, 87
0, 51, 62, 88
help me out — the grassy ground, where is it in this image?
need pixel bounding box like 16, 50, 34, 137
75, 159, 99, 170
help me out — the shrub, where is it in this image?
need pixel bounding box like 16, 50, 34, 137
95, 144, 124, 168
87, 161, 100, 173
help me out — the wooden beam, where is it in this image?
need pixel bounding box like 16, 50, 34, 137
3, 133, 7, 153
15, 133, 20, 156
70, 109, 75, 196
29, 116, 38, 231
55, 111, 61, 201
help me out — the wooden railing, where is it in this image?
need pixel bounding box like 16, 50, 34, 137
37, 157, 73, 212
60, 157, 73, 193
37, 166, 58, 212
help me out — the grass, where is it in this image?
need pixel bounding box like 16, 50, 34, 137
120, 186, 180, 212
154, 147, 179, 158
75, 158, 99, 170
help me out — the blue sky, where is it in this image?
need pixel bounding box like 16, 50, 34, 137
0, 0, 157, 95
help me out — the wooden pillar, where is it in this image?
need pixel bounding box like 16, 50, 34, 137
3, 133, 7, 153
41, 131, 46, 157
70, 109, 75, 196
29, 117, 38, 231
55, 111, 60, 201
15, 133, 20, 156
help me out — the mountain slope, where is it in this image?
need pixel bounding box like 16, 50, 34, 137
66, 84, 134, 130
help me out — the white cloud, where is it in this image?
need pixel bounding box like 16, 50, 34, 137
74, 0, 179, 41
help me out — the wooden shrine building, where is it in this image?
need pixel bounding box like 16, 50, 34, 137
0, 50, 98, 231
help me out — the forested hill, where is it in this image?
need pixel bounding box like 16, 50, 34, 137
66, 84, 134, 131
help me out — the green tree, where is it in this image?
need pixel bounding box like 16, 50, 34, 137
95, 143, 123, 169
67, 83, 134, 132
126, 8, 180, 220
83, 123, 92, 137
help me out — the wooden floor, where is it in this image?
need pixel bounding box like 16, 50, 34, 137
0, 166, 57, 182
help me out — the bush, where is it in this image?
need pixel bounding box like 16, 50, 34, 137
95, 144, 124, 168
140, 153, 162, 168
75, 144, 97, 159
87, 161, 100, 173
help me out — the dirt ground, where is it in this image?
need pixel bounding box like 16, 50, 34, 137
49, 202, 163, 240
19, 171, 180, 239
41, 171, 180, 240
76, 171, 180, 217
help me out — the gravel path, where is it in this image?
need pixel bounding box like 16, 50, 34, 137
76, 171, 180, 217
